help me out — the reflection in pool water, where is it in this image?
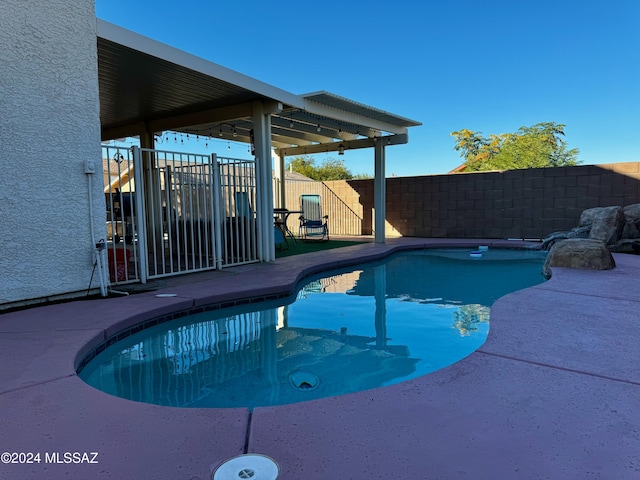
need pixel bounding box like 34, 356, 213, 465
79, 249, 546, 409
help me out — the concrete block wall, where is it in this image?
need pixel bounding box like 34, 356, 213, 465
324, 162, 640, 240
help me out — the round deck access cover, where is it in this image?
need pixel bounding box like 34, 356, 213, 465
213, 454, 279, 480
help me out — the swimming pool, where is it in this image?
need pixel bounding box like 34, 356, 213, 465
78, 248, 546, 409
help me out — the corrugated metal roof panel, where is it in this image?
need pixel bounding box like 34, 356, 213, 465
302, 91, 421, 128
96, 19, 421, 150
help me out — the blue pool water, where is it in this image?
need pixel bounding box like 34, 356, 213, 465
79, 248, 547, 409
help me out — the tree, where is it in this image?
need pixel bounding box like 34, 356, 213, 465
352, 173, 374, 180
286, 155, 354, 181
451, 122, 580, 172
286, 156, 318, 179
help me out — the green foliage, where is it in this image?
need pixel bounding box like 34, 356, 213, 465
352, 173, 374, 180
287, 156, 354, 181
287, 156, 318, 179
451, 122, 580, 172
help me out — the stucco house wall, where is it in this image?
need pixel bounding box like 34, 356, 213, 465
0, 0, 105, 308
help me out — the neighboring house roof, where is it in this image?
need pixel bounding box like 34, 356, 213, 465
103, 158, 134, 193
449, 163, 468, 173
282, 171, 315, 182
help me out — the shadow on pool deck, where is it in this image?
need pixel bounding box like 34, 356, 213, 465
1, 237, 639, 479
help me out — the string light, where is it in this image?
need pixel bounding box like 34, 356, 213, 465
151, 126, 280, 158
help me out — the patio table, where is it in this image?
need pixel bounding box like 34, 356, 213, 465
274, 208, 302, 245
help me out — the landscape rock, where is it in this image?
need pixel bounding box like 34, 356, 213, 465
622, 203, 640, 239
579, 207, 601, 227
609, 239, 640, 254
542, 238, 616, 279
541, 225, 590, 250
542, 203, 640, 252
588, 206, 625, 245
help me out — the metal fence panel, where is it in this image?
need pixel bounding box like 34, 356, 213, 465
103, 146, 141, 284
217, 156, 259, 266
138, 148, 219, 279
102, 146, 261, 285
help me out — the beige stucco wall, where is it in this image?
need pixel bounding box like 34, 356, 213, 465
0, 0, 105, 307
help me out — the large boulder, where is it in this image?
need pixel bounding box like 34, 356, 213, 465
587, 206, 625, 245
543, 204, 640, 252
622, 203, 640, 239
542, 238, 616, 279
610, 238, 640, 254
579, 207, 601, 227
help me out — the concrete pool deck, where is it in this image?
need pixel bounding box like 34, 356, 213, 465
1, 237, 639, 479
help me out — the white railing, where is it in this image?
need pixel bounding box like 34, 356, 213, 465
102, 146, 141, 284
100, 146, 260, 286
217, 156, 259, 266
137, 147, 219, 280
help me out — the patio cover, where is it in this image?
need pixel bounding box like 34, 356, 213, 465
96, 19, 421, 248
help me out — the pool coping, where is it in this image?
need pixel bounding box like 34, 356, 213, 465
1, 237, 640, 479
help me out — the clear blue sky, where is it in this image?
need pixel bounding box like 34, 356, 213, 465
96, 0, 639, 177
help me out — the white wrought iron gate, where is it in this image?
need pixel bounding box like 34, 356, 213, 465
217, 156, 259, 267
101, 146, 259, 286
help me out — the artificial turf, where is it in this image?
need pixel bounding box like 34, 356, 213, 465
274, 238, 364, 258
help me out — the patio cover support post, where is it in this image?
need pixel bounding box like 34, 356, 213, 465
374, 138, 386, 244
211, 154, 224, 270
139, 126, 164, 270
131, 146, 148, 283
139, 126, 153, 150
253, 100, 279, 262
274, 151, 286, 209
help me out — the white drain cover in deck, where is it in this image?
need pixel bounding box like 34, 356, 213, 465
213, 454, 279, 480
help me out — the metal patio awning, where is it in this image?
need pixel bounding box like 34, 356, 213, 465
97, 19, 421, 155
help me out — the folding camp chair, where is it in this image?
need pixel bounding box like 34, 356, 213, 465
274, 224, 289, 250
234, 191, 253, 218
298, 194, 329, 241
